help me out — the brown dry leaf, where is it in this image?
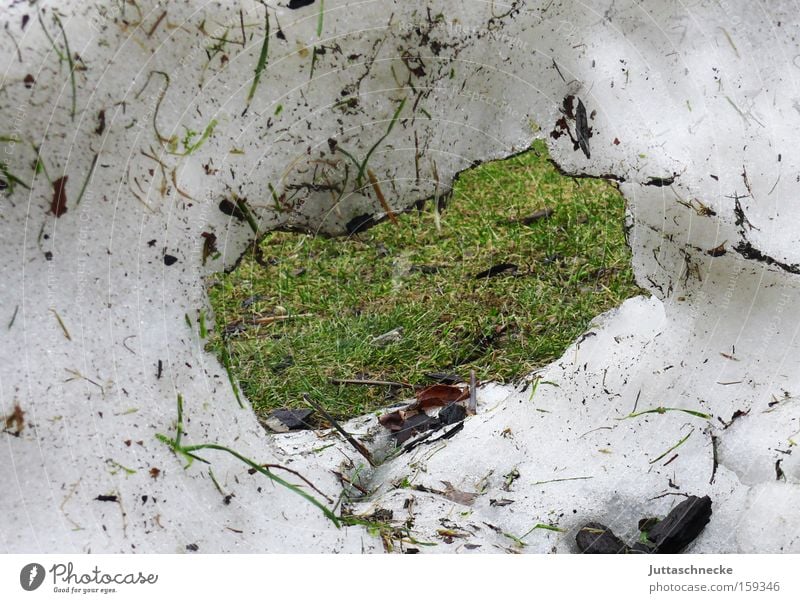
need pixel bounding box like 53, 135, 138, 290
51, 176, 68, 217
380, 530, 394, 553
440, 480, 478, 506
416, 384, 469, 407
437, 528, 470, 542
4, 404, 25, 434
378, 408, 421, 431
378, 384, 469, 432
377, 410, 403, 430
201, 232, 218, 265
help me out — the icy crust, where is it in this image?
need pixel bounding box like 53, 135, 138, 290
1, 0, 800, 552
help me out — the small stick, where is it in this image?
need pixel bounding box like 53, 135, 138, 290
252, 312, 312, 325
146, 11, 167, 37
331, 470, 369, 495
260, 464, 334, 504
709, 434, 719, 485
330, 378, 413, 388
431, 159, 442, 233
468, 370, 477, 415
367, 168, 398, 225
171, 168, 195, 200
303, 394, 376, 467
51, 308, 72, 341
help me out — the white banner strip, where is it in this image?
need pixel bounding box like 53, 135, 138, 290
2, 554, 799, 602
1, 554, 798, 602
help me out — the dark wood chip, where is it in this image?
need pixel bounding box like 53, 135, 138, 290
646, 495, 712, 553
576, 522, 629, 554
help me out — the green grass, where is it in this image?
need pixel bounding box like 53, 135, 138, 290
207, 140, 643, 421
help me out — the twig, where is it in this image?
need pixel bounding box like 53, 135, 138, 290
552, 58, 566, 82
303, 394, 376, 467
367, 169, 398, 225
431, 159, 441, 232
59, 479, 84, 531
331, 470, 369, 495
468, 370, 477, 414
5, 28, 22, 63
208, 469, 225, 495
531, 475, 593, 486
122, 335, 137, 354
252, 312, 312, 325
64, 368, 104, 395
330, 378, 412, 388
135, 71, 171, 143
51, 308, 71, 340
260, 464, 334, 503
8, 305, 18, 329
709, 434, 719, 484
146, 11, 167, 37
170, 168, 196, 200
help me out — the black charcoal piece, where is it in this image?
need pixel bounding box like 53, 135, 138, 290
576, 522, 629, 554
646, 495, 712, 553
575, 98, 591, 159
393, 413, 434, 444
438, 403, 467, 426
424, 372, 463, 385
263, 408, 314, 432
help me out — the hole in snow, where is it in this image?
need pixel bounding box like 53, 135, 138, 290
206, 140, 643, 423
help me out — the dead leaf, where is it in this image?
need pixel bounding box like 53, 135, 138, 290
437, 528, 469, 541
4, 404, 25, 435
441, 480, 478, 506
416, 384, 469, 407
377, 408, 410, 431
379, 385, 468, 430
201, 232, 218, 265
393, 413, 434, 444
51, 176, 68, 217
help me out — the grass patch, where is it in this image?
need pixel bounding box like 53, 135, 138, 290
207, 140, 643, 421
